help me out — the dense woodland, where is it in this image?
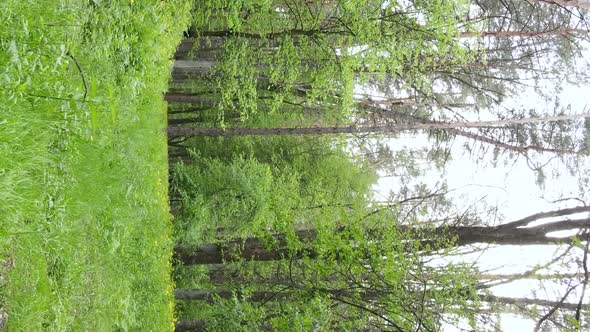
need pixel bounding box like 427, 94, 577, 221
165, 0, 590, 331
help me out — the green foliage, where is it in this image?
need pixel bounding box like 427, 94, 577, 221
201, 298, 267, 332
213, 38, 259, 119
180, 0, 473, 125
171, 136, 376, 245
173, 156, 277, 242
0, 0, 191, 330
171, 136, 481, 329
174, 210, 480, 330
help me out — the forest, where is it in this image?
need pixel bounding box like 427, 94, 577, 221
1, 0, 590, 331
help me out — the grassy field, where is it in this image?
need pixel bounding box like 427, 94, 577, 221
0, 1, 191, 330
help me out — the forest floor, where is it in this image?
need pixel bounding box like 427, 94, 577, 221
0, 1, 190, 330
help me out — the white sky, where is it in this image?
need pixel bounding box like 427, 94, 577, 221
361, 49, 590, 331
368, 119, 589, 332
341, 9, 590, 329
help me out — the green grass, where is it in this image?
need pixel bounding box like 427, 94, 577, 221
0, 1, 191, 330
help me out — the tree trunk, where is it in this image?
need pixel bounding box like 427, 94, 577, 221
171, 60, 215, 81
175, 217, 590, 265
164, 93, 216, 105
168, 117, 203, 125
362, 107, 578, 155
175, 230, 317, 265
174, 289, 291, 302
460, 28, 590, 39
480, 295, 581, 311
175, 320, 207, 332
175, 318, 273, 331
206, 266, 587, 287
178, 205, 590, 266
188, 28, 321, 40
175, 46, 222, 61
530, 0, 590, 9
171, 60, 271, 81
167, 106, 210, 115
174, 289, 583, 312
167, 114, 590, 138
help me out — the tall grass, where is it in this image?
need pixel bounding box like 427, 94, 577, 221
0, 1, 191, 330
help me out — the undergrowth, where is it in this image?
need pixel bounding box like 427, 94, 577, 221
0, 1, 191, 330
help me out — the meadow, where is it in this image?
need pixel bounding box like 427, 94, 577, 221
1, 1, 191, 330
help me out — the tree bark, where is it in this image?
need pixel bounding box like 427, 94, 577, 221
363, 107, 578, 155
174, 289, 583, 312
175, 230, 317, 265
171, 60, 215, 81
460, 28, 590, 39
480, 295, 581, 311
188, 28, 322, 40
164, 93, 216, 105
174, 289, 291, 302
530, 0, 590, 9
175, 320, 207, 332
175, 319, 273, 331
175, 216, 590, 265
175, 45, 222, 61
167, 114, 590, 138
171, 60, 273, 82
168, 117, 203, 125
167, 106, 210, 115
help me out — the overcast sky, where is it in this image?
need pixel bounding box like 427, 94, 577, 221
362, 51, 590, 330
